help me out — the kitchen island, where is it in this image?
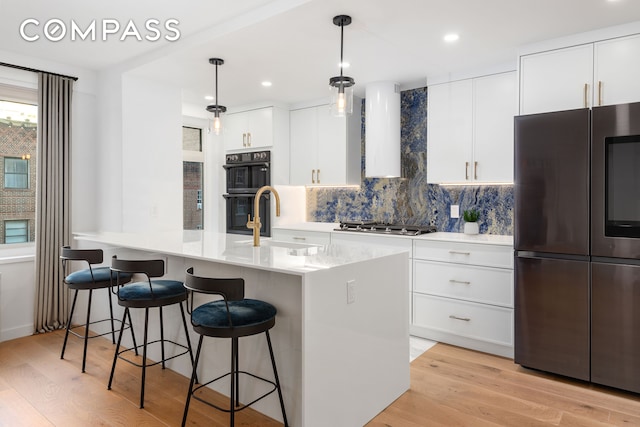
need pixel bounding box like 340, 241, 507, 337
73, 230, 410, 427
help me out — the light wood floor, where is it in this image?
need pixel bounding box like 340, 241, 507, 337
1, 330, 639, 426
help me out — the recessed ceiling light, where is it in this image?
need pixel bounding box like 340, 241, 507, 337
444, 33, 459, 42
204, 95, 214, 100
261, 81, 272, 87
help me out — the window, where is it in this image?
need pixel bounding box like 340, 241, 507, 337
5, 220, 28, 244
183, 126, 204, 230
4, 157, 29, 189
0, 92, 38, 245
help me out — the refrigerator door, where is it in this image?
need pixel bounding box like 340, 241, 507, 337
514, 109, 590, 255
592, 261, 640, 393
592, 102, 640, 259
515, 255, 590, 380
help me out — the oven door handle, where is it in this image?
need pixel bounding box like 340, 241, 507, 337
223, 162, 270, 170
223, 193, 271, 200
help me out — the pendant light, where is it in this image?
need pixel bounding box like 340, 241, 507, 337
329, 15, 355, 117
206, 58, 226, 135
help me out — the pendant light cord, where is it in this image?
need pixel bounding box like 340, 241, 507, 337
339, 23, 344, 79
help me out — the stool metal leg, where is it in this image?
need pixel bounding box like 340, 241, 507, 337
235, 337, 240, 407
126, 308, 138, 356
108, 307, 128, 391
141, 307, 150, 408
266, 330, 288, 427
179, 302, 197, 383
181, 335, 204, 427
230, 336, 237, 426
81, 289, 94, 373
108, 288, 116, 344
61, 289, 79, 360
159, 306, 166, 369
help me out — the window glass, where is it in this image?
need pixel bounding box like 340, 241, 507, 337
5, 220, 28, 243
0, 98, 37, 244
183, 125, 204, 230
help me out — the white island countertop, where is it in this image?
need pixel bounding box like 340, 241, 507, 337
74, 230, 408, 276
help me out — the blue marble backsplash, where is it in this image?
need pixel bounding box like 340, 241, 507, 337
306, 87, 514, 235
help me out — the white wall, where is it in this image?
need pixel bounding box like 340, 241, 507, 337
121, 73, 183, 231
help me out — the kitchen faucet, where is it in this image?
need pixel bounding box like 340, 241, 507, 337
247, 185, 280, 247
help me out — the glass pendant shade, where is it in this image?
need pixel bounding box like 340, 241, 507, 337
329, 15, 354, 117
329, 76, 354, 117
206, 58, 226, 135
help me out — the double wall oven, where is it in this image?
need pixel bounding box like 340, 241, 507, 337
223, 150, 271, 236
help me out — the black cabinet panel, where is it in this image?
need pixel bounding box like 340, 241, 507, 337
515, 256, 590, 380
592, 262, 640, 393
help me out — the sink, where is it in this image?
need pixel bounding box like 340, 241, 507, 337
232, 238, 320, 255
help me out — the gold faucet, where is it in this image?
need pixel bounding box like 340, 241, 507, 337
247, 185, 280, 247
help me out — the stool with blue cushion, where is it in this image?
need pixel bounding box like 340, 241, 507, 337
60, 246, 133, 373
107, 256, 195, 409
181, 267, 288, 427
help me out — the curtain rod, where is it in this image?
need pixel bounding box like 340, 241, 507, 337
0, 62, 78, 81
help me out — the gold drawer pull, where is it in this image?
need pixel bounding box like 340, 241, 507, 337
449, 250, 471, 255
292, 236, 306, 241
449, 279, 471, 285
449, 315, 471, 322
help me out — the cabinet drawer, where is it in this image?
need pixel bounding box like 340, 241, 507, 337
272, 229, 331, 245
414, 240, 512, 268
414, 260, 513, 307
331, 233, 413, 257
414, 294, 513, 347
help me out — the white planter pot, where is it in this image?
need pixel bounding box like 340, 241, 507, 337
464, 222, 479, 235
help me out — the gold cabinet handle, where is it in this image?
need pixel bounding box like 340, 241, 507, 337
292, 236, 307, 241
583, 83, 589, 108
317, 169, 321, 184
598, 81, 603, 106
247, 132, 251, 147
474, 161, 478, 180
449, 279, 471, 285
465, 162, 469, 180
449, 315, 471, 322
311, 169, 316, 184
242, 133, 247, 147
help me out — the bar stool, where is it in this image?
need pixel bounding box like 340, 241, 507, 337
108, 256, 195, 409
181, 267, 288, 427
60, 246, 133, 373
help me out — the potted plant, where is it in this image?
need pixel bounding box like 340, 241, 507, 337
463, 209, 479, 235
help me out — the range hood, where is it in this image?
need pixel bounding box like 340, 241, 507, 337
365, 81, 401, 178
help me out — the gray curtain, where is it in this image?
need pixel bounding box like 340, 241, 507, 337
34, 73, 73, 333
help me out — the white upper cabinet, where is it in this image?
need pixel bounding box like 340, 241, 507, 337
289, 102, 361, 186
224, 107, 276, 151
594, 34, 640, 107
519, 44, 593, 115
520, 33, 640, 114
427, 71, 516, 184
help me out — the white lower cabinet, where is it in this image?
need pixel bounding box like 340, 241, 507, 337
411, 239, 514, 358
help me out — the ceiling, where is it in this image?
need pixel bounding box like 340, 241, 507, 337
2, 0, 640, 109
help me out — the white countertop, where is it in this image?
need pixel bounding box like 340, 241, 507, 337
273, 222, 513, 246
73, 230, 408, 276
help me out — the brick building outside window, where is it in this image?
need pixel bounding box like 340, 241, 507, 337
0, 100, 37, 244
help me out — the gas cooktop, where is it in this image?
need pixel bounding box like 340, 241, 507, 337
335, 221, 437, 236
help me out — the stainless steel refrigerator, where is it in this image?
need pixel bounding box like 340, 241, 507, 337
514, 108, 591, 381
514, 103, 640, 393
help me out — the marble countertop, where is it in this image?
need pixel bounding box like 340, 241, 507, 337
73, 230, 408, 276
273, 222, 513, 246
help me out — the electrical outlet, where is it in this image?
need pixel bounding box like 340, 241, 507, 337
450, 204, 460, 219
347, 280, 356, 304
